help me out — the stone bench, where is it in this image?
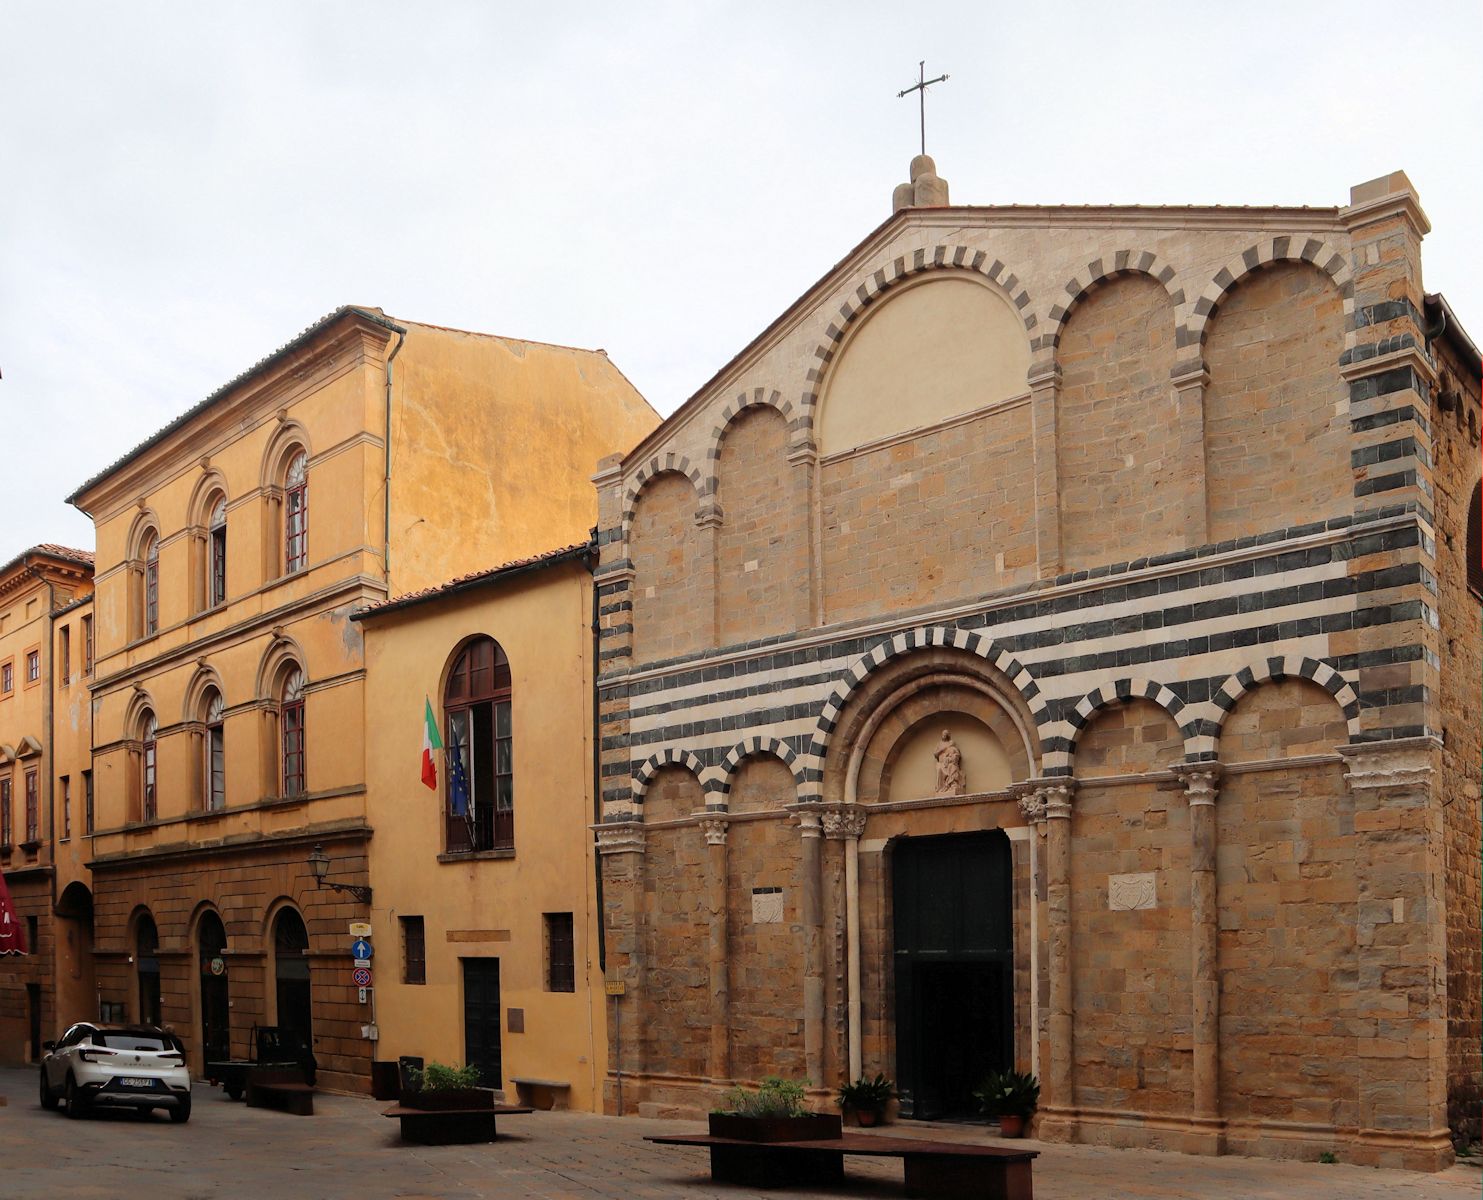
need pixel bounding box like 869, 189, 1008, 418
510, 1076, 571, 1110
646, 1131, 1037, 1199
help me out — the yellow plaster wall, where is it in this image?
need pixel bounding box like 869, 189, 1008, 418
817, 276, 1030, 456
388, 323, 658, 593
361, 561, 608, 1109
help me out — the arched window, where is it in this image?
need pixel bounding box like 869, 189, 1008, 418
204, 690, 225, 812
142, 530, 160, 637
1468, 481, 1481, 598
197, 911, 230, 1063
136, 913, 161, 1027
443, 637, 513, 852
141, 711, 158, 822
209, 497, 228, 607
284, 452, 308, 574
281, 668, 306, 796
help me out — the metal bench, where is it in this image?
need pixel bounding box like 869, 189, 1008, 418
646, 1131, 1037, 1199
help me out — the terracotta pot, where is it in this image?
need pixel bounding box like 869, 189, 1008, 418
855, 1108, 880, 1127
708, 1113, 843, 1142
997, 1114, 1026, 1137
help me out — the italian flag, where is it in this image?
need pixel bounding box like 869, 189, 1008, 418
421, 698, 442, 789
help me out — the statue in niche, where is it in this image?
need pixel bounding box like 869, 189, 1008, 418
934, 730, 966, 796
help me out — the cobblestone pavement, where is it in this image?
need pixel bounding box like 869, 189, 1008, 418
1, 1069, 1477, 1200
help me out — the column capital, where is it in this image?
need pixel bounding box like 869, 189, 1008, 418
786, 441, 818, 467
1337, 736, 1442, 796
1027, 361, 1060, 391
1013, 783, 1046, 825
593, 821, 646, 856
820, 804, 868, 841
1024, 777, 1077, 820
695, 502, 724, 530
1170, 361, 1210, 391
789, 804, 823, 839
1172, 762, 1221, 806
697, 816, 728, 846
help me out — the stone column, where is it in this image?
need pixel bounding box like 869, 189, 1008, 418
822, 805, 868, 1081
796, 807, 825, 1088
787, 442, 819, 630
1039, 781, 1076, 1130
697, 504, 723, 649
1017, 788, 1048, 1081
699, 817, 730, 1081
595, 822, 647, 1115
1338, 738, 1452, 1171
1170, 364, 1211, 548
1027, 361, 1062, 579
1175, 764, 1222, 1146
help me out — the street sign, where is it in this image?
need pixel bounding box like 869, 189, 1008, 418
353, 966, 372, 988
358, 987, 368, 1004
604, 980, 626, 996
348, 921, 372, 938
351, 938, 373, 960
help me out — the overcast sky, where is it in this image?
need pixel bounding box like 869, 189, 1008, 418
3, 1, 1479, 555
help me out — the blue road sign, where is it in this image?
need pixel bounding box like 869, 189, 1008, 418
351, 938, 373, 960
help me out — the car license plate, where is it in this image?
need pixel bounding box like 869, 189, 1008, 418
120, 1077, 156, 1088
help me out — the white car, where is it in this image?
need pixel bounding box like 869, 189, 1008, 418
39, 1023, 192, 1122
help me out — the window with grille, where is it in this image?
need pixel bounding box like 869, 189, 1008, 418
284, 452, 308, 574
143, 532, 159, 636
443, 637, 513, 853
141, 712, 158, 822
205, 690, 226, 811
24, 770, 38, 843
545, 913, 575, 992
401, 916, 426, 985
281, 668, 306, 795
209, 496, 228, 607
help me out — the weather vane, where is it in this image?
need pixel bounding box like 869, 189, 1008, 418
897, 60, 949, 157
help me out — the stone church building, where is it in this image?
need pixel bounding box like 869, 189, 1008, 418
592, 162, 1482, 1170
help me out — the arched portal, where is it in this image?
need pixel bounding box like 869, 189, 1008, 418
135, 911, 161, 1027
273, 908, 312, 1046
56, 883, 95, 1026
197, 911, 230, 1063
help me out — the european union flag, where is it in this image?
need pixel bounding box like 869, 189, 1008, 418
447, 717, 471, 818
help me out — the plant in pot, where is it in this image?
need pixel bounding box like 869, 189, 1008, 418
974, 1069, 1039, 1138
836, 1073, 895, 1127
709, 1076, 842, 1142
402, 1060, 489, 1111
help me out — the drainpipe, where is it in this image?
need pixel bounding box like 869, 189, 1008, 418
588, 532, 606, 973
44, 577, 57, 925
381, 324, 406, 589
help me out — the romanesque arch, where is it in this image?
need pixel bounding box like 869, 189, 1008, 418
702, 388, 798, 497
1187, 237, 1355, 350
1055, 677, 1203, 774
1208, 654, 1361, 754
626, 469, 708, 661
631, 748, 709, 804
715, 736, 802, 802
1040, 250, 1185, 352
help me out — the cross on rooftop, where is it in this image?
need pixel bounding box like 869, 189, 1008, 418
897, 60, 949, 157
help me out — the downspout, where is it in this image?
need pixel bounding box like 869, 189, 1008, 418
589, 532, 606, 973
382, 325, 407, 589
44, 578, 58, 927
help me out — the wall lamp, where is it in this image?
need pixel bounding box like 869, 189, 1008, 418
307, 843, 373, 904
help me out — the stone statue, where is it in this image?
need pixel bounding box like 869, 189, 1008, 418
934, 730, 966, 796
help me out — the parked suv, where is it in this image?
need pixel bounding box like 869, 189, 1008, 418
39, 1023, 192, 1122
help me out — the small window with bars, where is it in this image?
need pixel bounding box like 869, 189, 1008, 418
24, 770, 38, 844
401, 916, 426, 985
545, 912, 575, 993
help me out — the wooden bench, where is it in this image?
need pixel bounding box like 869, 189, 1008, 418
646, 1132, 1037, 1199
381, 1103, 533, 1145
510, 1076, 571, 1110
245, 1067, 314, 1117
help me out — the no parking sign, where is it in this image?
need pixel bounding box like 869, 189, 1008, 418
353, 966, 372, 988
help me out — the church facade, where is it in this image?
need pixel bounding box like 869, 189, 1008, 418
592, 164, 1482, 1169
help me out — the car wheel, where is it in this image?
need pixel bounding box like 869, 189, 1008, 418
225, 1083, 243, 1102
64, 1074, 88, 1119
38, 1069, 57, 1110
169, 1096, 192, 1124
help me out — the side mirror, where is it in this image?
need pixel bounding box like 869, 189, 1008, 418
41, 1041, 56, 1051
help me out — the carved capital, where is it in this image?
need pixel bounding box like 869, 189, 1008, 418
1034, 779, 1077, 821
1016, 789, 1046, 825
594, 821, 646, 856
1172, 763, 1221, 806
820, 805, 868, 841
698, 817, 728, 846
696, 502, 724, 530
792, 807, 823, 839
1337, 737, 1441, 798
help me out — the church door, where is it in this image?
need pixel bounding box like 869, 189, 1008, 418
892, 830, 1014, 1120
461, 958, 501, 1088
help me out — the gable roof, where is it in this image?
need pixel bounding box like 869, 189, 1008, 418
351, 542, 592, 622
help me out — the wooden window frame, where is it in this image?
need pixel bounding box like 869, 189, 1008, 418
400, 916, 426, 985
205, 691, 226, 811
442, 637, 513, 854
23, 769, 38, 845
209, 497, 228, 608
141, 713, 158, 823
143, 534, 160, 637
544, 912, 575, 993
82, 615, 94, 675
25, 649, 39, 685
284, 452, 308, 575
1, 660, 11, 695
281, 670, 306, 796
0, 776, 11, 847
59, 625, 70, 686
61, 775, 71, 841
83, 769, 93, 836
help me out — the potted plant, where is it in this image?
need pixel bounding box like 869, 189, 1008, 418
401, 1060, 490, 1111
975, 1069, 1039, 1138
836, 1073, 895, 1127
709, 1076, 842, 1142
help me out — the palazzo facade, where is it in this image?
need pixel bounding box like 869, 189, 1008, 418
592, 164, 1482, 1169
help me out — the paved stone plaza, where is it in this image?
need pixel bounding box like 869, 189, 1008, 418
0, 1069, 1476, 1200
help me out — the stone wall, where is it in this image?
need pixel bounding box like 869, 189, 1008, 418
0, 875, 54, 1063
629, 472, 706, 663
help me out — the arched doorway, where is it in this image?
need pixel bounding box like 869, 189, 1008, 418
273, 908, 312, 1045
56, 883, 95, 1026
892, 830, 1014, 1120
197, 911, 230, 1063
135, 912, 161, 1027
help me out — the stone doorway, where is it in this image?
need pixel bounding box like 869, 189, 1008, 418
461, 958, 501, 1089
892, 830, 1013, 1120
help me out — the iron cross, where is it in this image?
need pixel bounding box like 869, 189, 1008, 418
897, 61, 949, 156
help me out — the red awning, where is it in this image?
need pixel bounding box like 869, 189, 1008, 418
0, 870, 27, 954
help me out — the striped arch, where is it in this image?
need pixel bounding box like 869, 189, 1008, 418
621, 455, 706, 540
798, 246, 1037, 444
1047, 677, 1203, 774
1039, 250, 1185, 353
1199, 655, 1362, 758
1184, 237, 1356, 351
631, 747, 707, 803
715, 736, 803, 801
702, 388, 799, 499
803, 625, 1047, 798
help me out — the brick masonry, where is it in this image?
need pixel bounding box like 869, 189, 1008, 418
594, 178, 1475, 1169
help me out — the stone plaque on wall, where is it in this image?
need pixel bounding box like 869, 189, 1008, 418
1108, 872, 1157, 911
751, 887, 784, 924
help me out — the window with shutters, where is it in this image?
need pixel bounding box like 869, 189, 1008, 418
23, 769, 38, 844
59, 625, 70, 685
82, 615, 94, 674
545, 913, 575, 992
83, 770, 94, 835
442, 637, 513, 854
0, 776, 11, 847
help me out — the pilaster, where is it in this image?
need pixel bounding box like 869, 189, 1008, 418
1174, 763, 1224, 1153
699, 817, 730, 1081
1028, 361, 1061, 579
794, 806, 826, 1087
1170, 364, 1211, 548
